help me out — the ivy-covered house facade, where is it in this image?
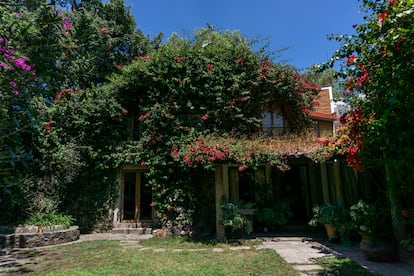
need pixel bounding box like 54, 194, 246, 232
109, 29, 378, 238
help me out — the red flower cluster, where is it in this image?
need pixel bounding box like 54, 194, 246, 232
338, 109, 367, 172
173, 56, 185, 62
346, 146, 363, 172
345, 69, 369, 91
139, 110, 151, 121
347, 55, 357, 65
181, 139, 230, 166
55, 88, 73, 102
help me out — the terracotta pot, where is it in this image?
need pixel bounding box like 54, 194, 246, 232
359, 233, 399, 262
225, 227, 243, 241
324, 223, 338, 239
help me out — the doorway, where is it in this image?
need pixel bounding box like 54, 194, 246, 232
120, 170, 153, 222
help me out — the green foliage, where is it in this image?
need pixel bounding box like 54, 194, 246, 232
327, 0, 414, 239
1, 1, 320, 231
309, 203, 341, 226
220, 199, 250, 233
255, 201, 292, 229
401, 232, 414, 253
109, 28, 319, 227
0, 0, 153, 228
24, 211, 74, 227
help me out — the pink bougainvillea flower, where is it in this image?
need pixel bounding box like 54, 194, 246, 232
402, 209, 409, 218
379, 12, 388, 19
0, 62, 6, 67
173, 56, 185, 62
389, 0, 397, 7
346, 55, 357, 65
201, 114, 209, 120
207, 63, 214, 71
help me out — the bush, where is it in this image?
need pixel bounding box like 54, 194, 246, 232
24, 211, 74, 228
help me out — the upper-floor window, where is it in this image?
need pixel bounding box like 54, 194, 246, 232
262, 101, 286, 136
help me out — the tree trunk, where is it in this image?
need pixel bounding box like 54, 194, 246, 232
384, 160, 406, 242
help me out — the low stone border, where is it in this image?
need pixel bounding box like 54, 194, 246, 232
0, 226, 80, 249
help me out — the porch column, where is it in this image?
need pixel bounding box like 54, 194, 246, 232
215, 164, 229, 240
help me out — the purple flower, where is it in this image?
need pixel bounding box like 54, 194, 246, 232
14, 89, 19, 95
62, 21, 72, 30
17, 12, 22, 17
14, 57, 26, 67
0, 62, 6, 67
10, 81, 16, 87
0, 38, 4, 44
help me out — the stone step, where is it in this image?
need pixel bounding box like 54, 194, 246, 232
115, 222, 142, 229
112, 227, 152, 235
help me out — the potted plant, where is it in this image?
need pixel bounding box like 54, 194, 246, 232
349, 200, 398, 262
255, 199, 292, 232
220, 199, 250, 240
308, 203, 348, 241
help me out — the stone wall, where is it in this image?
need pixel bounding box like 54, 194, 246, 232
0, 226, 80, 248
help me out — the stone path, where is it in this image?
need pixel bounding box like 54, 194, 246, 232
256, 237, 336, 275
1, 233, 414, 275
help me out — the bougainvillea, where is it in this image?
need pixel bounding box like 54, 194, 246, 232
328, 0, 414, 241
110, 28, 321, 226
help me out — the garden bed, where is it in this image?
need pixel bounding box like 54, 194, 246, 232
0, 225, 80, 248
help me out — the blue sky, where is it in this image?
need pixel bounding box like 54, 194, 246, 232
125, 1, 363, 71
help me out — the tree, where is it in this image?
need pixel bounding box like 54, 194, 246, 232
0, 0, 155, 227
330, 0, 414, 242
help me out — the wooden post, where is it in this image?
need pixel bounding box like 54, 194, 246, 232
300, 165, 311, 217
215, 164, 229, 240
229, 167, 239, 202
333, 160, 344, 205
255, 167, 265, 202
320, 161, 330, 203
308, 162, 319, 206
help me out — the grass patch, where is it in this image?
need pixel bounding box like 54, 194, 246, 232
19, 238, 299, 275
315, 256, 379, 275
139, 236, 260, 249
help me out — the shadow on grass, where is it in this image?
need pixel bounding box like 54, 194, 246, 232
315, 256, 379, 276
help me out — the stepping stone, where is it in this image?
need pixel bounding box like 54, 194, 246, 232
293, 264, 324, 272
230, 246, 251, 251
212, 248, 224, 253
172, 249, 183, 252
154, 248, 166, 252
188, 249, 207, 252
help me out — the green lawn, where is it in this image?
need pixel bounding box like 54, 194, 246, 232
4, 237, 375, 275
15, 238, 299, 275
